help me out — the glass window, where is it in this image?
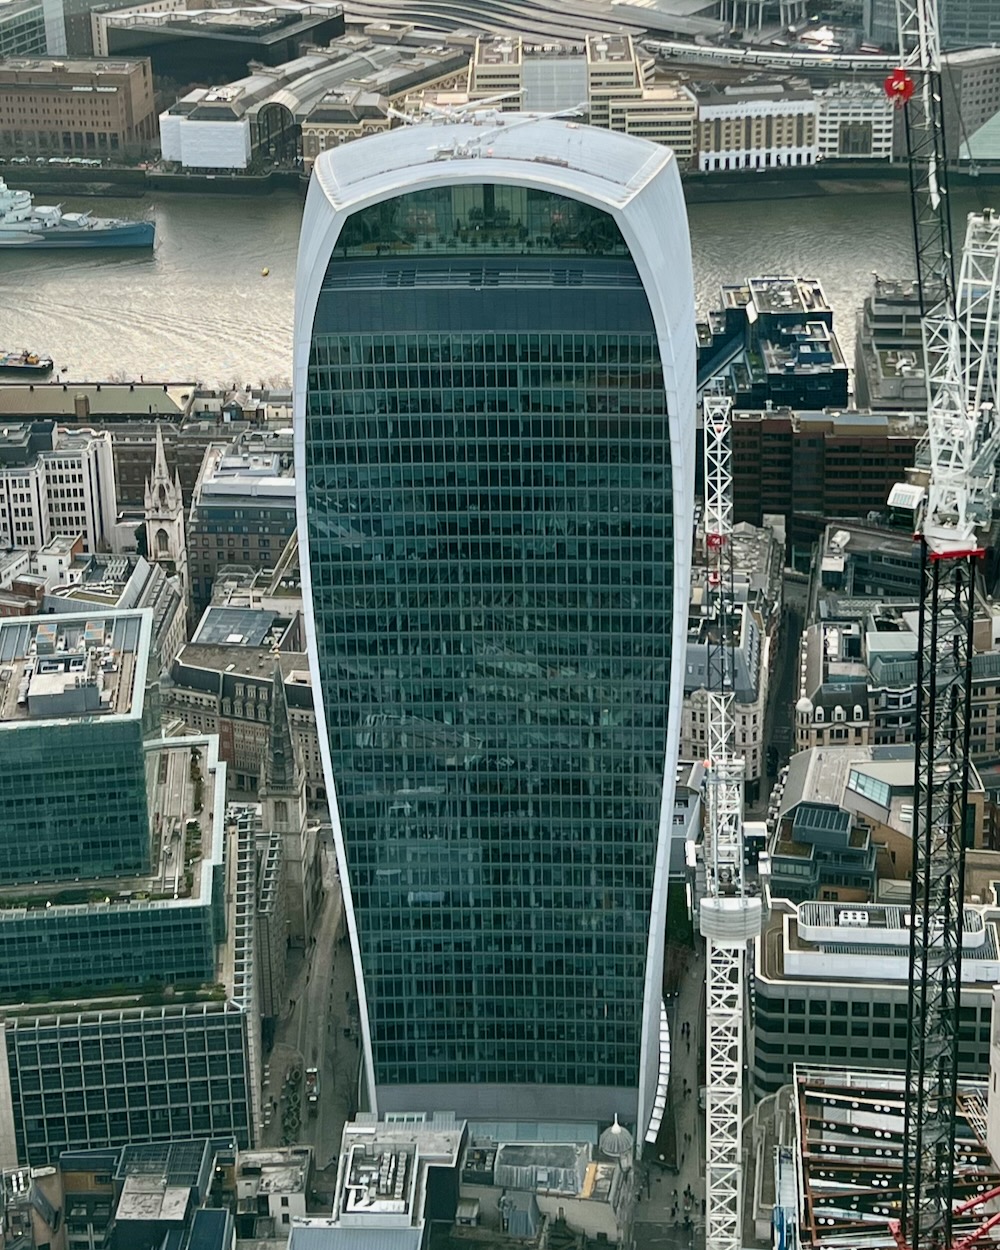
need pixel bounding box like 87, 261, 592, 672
305, 186, 675, 1094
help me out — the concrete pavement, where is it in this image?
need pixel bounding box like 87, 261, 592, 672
635, 942, 707, 1250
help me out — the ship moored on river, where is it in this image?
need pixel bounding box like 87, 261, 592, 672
0, 178, 154, 248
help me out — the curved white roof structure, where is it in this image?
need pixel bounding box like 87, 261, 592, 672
294, 116, 696, 1140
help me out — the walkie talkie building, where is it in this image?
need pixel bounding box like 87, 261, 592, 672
294, 117, 695, 1133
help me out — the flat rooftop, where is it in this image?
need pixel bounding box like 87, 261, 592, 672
238, 1148, 311, 1196
116, 1176, 190, 1223
760, 322, 846, 377
193, 606, 287, 648
0, 56, 145, 74
193, 441, 295, 509
476, 34, 522, 66
0, 382, 194, 418
759, 904, 1000, 983
749, 275, 831, 318
0, 609, 151, 727
335, 1116, 466, 1227
797, 900, 986, 939
586, 32, 633, 62
342, 1140, 417, 1218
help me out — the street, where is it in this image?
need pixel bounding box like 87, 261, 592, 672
260, 837, 362, 1184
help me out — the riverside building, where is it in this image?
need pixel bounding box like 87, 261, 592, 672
294, 118, 696, 1131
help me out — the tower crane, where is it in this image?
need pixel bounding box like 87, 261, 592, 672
884, 3, 1000, 1249
700, 392, 763, 1250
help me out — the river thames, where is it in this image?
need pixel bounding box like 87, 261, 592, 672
0, 184, 993, 387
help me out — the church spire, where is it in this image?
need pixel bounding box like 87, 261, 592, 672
152, 422, 170, 487
262, 664, 296, 794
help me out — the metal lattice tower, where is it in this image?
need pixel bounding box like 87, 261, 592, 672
893, 7, 1000, 1248
700, 393, 763, 1250
896, 0, 955, 318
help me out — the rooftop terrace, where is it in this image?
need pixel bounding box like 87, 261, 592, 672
0, 735, 222, 913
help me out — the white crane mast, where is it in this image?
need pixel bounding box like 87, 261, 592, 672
700, 394, 763, 1250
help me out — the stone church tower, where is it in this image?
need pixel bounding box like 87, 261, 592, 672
144, 423, 188, 602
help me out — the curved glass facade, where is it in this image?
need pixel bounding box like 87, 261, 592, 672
304, 183, 675, 1101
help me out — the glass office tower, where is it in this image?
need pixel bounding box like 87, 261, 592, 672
295, 120, 695, 1130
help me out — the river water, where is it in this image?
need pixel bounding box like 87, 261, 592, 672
0, 184, 994, 387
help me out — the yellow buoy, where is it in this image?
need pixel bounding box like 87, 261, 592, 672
261, 267, 270, 277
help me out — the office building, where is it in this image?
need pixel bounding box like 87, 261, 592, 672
944, 48, 1000, 163
0, 0, 46, 58
853, 277, 930, 412
186, 430, 296, 616
294, 119, 696, 1127
813, 519, 922, 602
461, 34, 698, 165
0, 54, 156, 156
815, 82, 893, 162
727, 408, 919, 562
94, 1, 344, 76
753, 898, 999, 1094
866, 0, 1000, 52
0, 734, 261, 1165
0, 608, 157, 886
693, 82, 818, 173
0, 736, 225, 1004
697, 277, 849, 414
0, 422, 119, 554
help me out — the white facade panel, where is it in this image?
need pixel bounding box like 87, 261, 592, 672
159, 111, 183, 162
179, 118, 251, 169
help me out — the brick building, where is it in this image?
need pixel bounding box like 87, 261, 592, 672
0, 55, 156, 156
729, 408, 919, 562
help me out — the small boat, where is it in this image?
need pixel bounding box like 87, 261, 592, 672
0, 349, 53, 375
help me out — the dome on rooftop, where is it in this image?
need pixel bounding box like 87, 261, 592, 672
599, 1115, 634, 1162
